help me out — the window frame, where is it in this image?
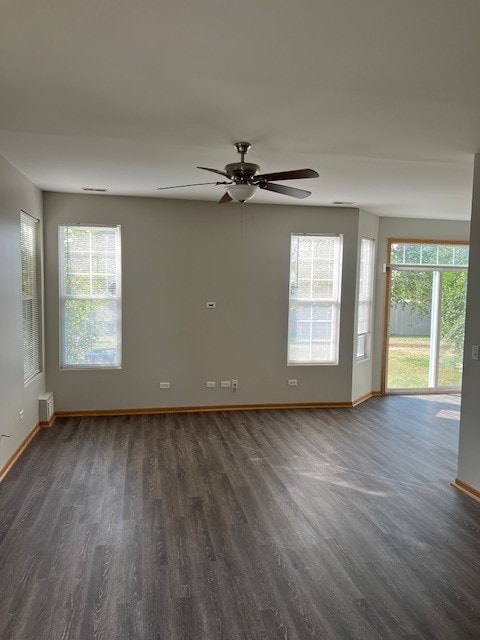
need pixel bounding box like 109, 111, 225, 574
356, 236, 376, 361
21, 211, 42, 384
58, 224, 122, 370
287, 233, 343, 366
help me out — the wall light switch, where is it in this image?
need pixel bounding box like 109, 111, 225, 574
159, 382, 170, 389
288, 379, 298, 386
206, 381, 216, 388
206, 302, 216, 309
472, 345, 479, 361
221, 380, 231, 388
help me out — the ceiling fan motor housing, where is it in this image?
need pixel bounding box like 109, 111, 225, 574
225, 162, 259, 184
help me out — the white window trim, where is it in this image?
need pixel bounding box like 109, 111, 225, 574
58, 224, 122, 370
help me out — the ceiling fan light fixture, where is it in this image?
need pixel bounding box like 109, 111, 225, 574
226, 184, 258, 203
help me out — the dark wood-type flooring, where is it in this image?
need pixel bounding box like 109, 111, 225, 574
1, 395, 480, 639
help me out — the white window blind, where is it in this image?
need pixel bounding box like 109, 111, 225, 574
59, 225, 122, 368
357, 237, 375, 359
21, 212, 41, 382
288, 234, 343, 365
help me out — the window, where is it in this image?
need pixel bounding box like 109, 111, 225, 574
288, 234, 343, 365
357, 237, 375, 359
59, 225, 121, 368
21, 212, 41, 382
390, 242, 469, 267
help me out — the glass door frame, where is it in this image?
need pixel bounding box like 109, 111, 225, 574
382, 238, 469, 395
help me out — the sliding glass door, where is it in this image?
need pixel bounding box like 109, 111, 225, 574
385, 243, 468, 393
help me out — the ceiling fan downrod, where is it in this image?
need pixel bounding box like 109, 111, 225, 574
234, 141, 251, 164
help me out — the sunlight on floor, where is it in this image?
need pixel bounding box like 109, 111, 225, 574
436, 409, 461, 420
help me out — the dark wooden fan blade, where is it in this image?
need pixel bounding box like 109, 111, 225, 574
218, 191, 233, 204
254, 168, 319, 182
157, 181, 230, 190
260, 182, 311, 199
197, 166, 231, 178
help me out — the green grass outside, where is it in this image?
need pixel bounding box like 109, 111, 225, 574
387, 335, 462, 389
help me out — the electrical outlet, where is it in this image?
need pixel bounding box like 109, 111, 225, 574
206, 381, 216, 388
472, 345, 479, 361
159, 382, 170, 389
206, 302, 216, 309
288, 379, 298, 386
221, 380, 231, 388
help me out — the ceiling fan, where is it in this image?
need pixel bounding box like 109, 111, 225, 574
157, 142, 319, 203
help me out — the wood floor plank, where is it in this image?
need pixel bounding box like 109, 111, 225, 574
1, 394, 479, 640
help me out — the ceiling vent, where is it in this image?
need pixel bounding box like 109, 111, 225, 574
82, 187, 108, 192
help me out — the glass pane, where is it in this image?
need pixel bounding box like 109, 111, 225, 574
68, 252, 91, 273
63, 299, 120, 366
453, 246, 469, 266
438, 271, 467, 387
357, 333, 367, 359
312, 259, 333, 278
65, 274, 91, 296
312, 280, 333, 298
312, 304, 332, 321
405, 244, 421, 264
357, 302, 369, 334
311, 322, 331, 340
313, 239, 334, 260
311, 342, 331, 361
419, 245, 437, 265
297, 259, 311, 279
289, 342, 312, 362
390, 244, 405, 264
437, 245, 454, 266
296, 280, 312, 298
387, 270, 433, 389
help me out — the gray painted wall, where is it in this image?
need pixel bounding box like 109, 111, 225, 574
457, 153, 480, 489
372, 217, 470, 392
0, 156, 44, 470
43, 192, 362, 411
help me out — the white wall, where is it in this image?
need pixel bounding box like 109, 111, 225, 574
352, 210, 379, 401
43, 192, 362, 411
457, 153, 480, 489
372, 217, 470, 392
0, 155, 44, 470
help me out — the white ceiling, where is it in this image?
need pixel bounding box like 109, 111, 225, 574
1, 0, 480, 219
